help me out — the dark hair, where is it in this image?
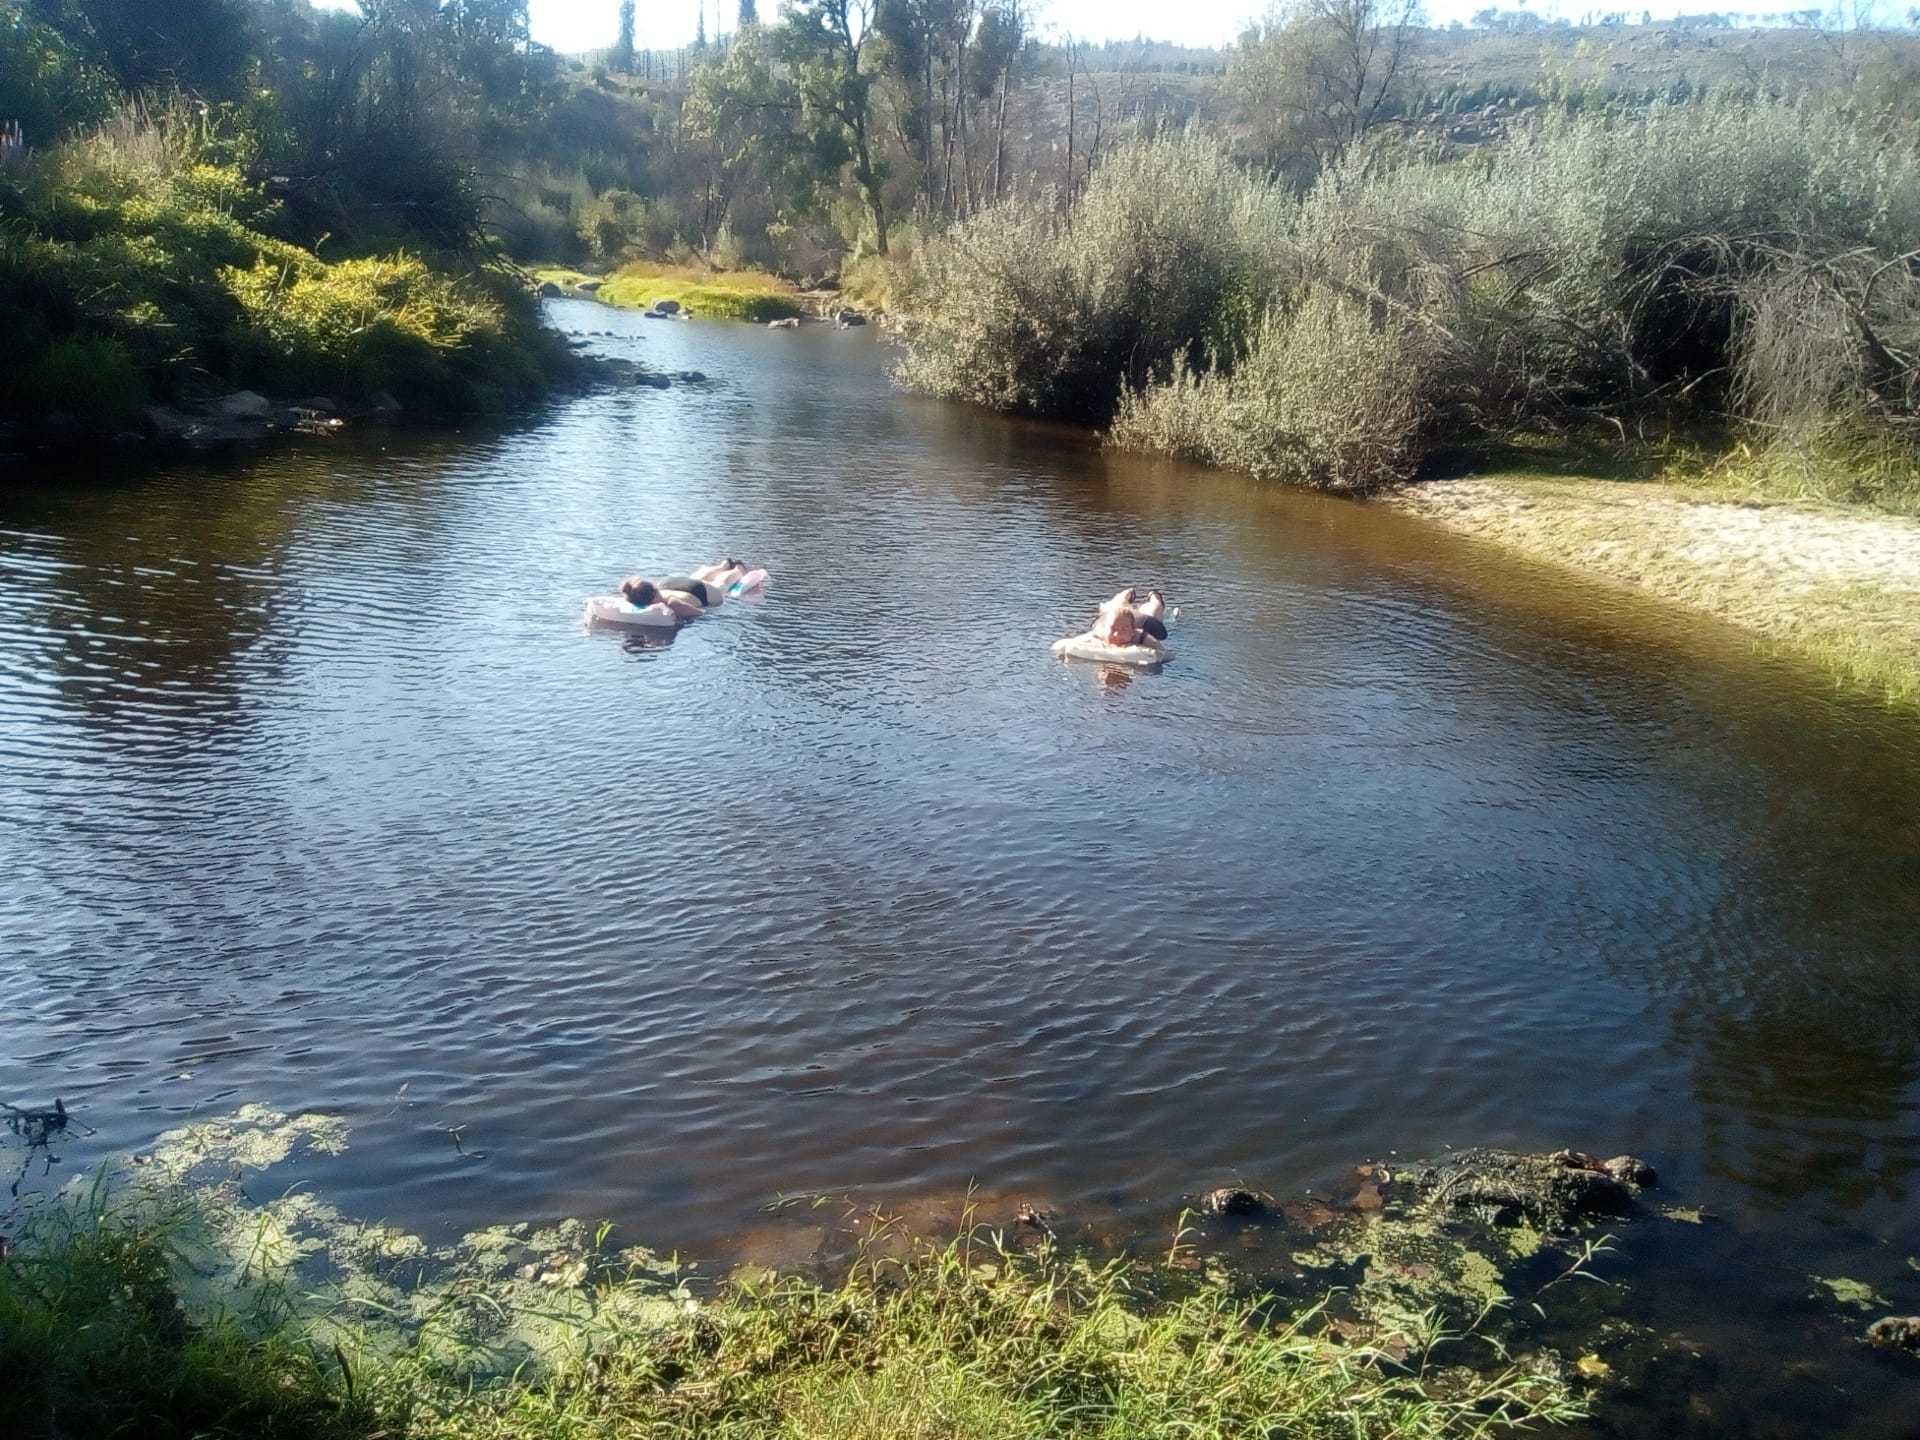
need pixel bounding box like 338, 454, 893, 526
622, 578, 659, 606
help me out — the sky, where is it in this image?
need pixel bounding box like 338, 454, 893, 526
313, 1, 1859, 55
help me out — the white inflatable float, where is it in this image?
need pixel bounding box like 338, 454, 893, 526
726, 567, 769, 596
1051, 632, 1170, 667
583, 595, 679, 629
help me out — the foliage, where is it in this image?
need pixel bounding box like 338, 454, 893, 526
22, 0, 253, 100
0, 5, 117, 141
904, 96, 1920, 491
896, 134, 1280, 421
779, 0, 891, 255
1113, 292, 1442, 490
0, 1199, 1584, 1440
224, 253, 546, 410
0, 1199, 375, 1440
0, 102, 562, 436
1229, 0, 1425, 176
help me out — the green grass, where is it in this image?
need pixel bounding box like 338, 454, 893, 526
537, 259, 805, 322
1677, 435, 1920, 519
0, 1199, 1583, 1440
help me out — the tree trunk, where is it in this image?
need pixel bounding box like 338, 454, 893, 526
1065, 44, 1075, 209
992, 54, 1010, 202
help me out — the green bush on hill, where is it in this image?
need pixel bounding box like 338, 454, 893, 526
0, 109, 565, 438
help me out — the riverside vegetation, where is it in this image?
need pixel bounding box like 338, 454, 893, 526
0, 1, 577, 449
0, 1107, 1619, 1440
895, 99, 1920, 511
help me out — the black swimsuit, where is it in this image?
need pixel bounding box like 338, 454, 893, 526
658, 577, 711, 606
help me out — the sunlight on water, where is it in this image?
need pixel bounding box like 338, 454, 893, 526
3, 299, 1918, 1435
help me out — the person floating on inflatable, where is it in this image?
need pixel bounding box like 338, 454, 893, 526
1092, 587, 1169, 648
692, 558, 770, 596
1052, 587, 1173, 667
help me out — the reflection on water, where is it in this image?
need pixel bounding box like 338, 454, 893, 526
2, 299, 1919, 1435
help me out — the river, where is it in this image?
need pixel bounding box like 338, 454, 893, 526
2, 300, 1917, 1434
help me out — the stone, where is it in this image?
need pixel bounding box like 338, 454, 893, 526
1602, 1155, 1657, 1188
673, 371, 707, 383
537, 281, 563, 298
837, 309, 868, 327
1014, 1202, 1052, 1229
1200, 1187, 1267, 1218
143, 405, 196, 442
652, 298, 681, 314
365, 391, 403, 422
577, 280, 602, 293
214, 390, 274, 421
1404, 1148, 1635, 1230
1866, 1316, 1920, 1352
767, 317, 800, 330
300, 395, 340, 414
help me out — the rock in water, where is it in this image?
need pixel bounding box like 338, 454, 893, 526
1402, 1147, 1650, 1230
1603, 1154, 1657, 1188
652, 298, 681, 314
1200, 1187, 1267, 1217
215, 390, 274, 421
537, 281, 562, 298
1867, 1316, 1920, 1352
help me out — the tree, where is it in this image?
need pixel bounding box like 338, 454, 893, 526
23, 0, 253, 98
615, 0, 635, 72
1228, 0, 1423, 173
975, 0, 1024, 201
740, 0, 761, 25
683, 26, 812, 250
780, 0, 890, 253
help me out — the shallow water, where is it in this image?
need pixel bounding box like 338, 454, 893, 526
3, 300, 1918, 1432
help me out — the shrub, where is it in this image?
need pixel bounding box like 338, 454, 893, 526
222, 254, 545, 411
903, 97, 1920, 493
1114, 291, 1444, 490
896, 134, 1285, 424
1, 334, 147, 431
489, 193, 577, 262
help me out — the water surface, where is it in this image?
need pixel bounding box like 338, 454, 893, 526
3, 300, 1918, 1433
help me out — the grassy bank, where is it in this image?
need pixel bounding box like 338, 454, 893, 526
536, 260, 806, 322
0, 1208, 1581, 1440
0, 113, 572, 449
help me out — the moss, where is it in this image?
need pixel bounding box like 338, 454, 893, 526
1811, 1275, 1888, 1310
539, 260, 805, 321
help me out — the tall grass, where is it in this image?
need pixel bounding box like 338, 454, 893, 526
0, 1196, 1584, 1440
901, 96, 1920, 499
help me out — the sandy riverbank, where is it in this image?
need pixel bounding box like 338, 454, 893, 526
1388, 475, 1920, 704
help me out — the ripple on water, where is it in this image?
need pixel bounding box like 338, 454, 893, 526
3, 315, 1920, 1437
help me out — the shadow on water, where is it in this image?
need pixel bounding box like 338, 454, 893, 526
2, 309, 1918, 1436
